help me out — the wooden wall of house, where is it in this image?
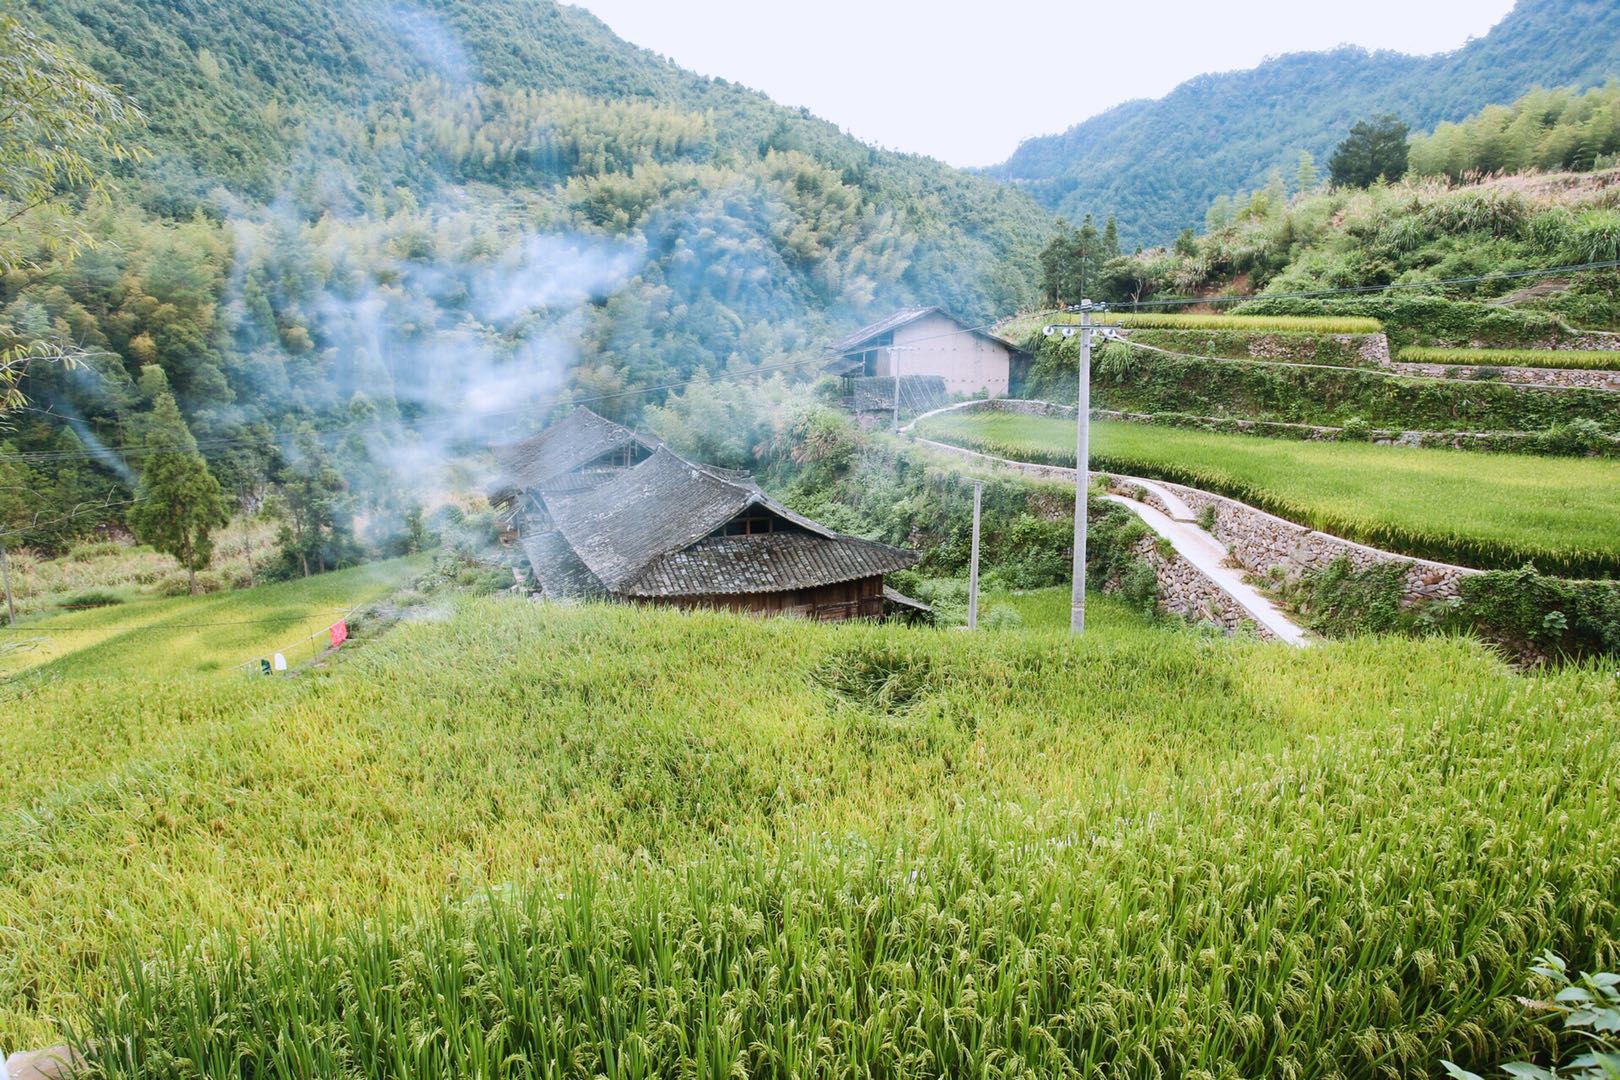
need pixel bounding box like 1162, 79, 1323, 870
637, 576, 887, 621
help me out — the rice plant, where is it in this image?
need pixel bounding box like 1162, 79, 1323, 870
998, 311, 1384, 340
1400, 346, 1620, 372
10, 600, 1609, 1078
1105, 312, 1384, 334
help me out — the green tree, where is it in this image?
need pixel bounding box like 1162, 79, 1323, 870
1328, 114, 1410, 188
272, 424, 354, 578
0, 16, 143, 419
1295, 150, 1318, 194
126, 367, 230, 593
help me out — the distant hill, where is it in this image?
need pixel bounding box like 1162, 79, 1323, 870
19, 0, 1048, 321
989, 0, 1620, 246
3, 0, 1055, 550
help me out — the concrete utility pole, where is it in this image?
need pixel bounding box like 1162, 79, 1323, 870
967, 480, 982, 630
1071, 301, 1092, 635
1043, 300, 1106, 636
0, 542, 13, 626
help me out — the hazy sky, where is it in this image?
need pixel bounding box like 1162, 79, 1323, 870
568, 0, 1517, 167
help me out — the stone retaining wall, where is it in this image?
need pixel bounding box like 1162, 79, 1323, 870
1389, 361, 1620, 391
1145, 479, 1480, 603
1128, 534, 1277, 640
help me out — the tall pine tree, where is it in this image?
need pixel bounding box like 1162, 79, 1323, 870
127, 366, 229, 594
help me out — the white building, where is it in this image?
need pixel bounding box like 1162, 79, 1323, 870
824, 306, 1028, 402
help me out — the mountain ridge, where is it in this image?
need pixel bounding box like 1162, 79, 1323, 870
991, 0, 1620, 246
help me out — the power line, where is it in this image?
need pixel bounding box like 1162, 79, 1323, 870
0, 496, 147, 540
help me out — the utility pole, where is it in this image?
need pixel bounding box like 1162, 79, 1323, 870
891, 344, 902, 431
1043, 300, 1107, 636
1071, 301, 1092, 634
0, 542, 14, 627
967, 480, 981, 630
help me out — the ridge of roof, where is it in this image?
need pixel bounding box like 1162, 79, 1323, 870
828, 306, 1029, 357
828, 306, 943, 353
490, 407, 658, 497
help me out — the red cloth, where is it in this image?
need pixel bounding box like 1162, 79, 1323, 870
330, 619, 348, 648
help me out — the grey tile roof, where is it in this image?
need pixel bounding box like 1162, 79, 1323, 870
520, 528, 606, 600
490, 407, 659, 500
827, 306, 1030, 358
829, 306, 940, 354
542, 447, 917, 597
619, 531, 917, 598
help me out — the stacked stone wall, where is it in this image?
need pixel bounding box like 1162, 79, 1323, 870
1127, 534, 1276, 639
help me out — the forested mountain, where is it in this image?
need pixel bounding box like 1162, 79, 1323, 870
990, 0, 1620, 246
2, 0, 1049, 554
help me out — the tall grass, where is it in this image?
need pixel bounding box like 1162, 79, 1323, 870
1399, 346, 1620, 371
914, 410, 1620, 576
2, 515, 281, 616
12, 601, 1609, 1077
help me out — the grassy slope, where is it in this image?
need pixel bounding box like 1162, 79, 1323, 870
915, 411, 1620, 573
0, 599, 1611, 1075
0, 557, 423, 679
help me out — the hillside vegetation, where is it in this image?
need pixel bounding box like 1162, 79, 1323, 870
1410, 81, 1620, 180
2, 0, 1046, 559
990, 0, 1620, 244
1091, 168, 1620, 327
0, 597, 1614, 1079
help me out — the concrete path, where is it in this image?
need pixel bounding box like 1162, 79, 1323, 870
1102, 495, 1310, 646
906, 428, 1310, 646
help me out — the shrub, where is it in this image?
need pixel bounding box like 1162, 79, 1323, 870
1339, 416, 1374, 442
1290, 558, 1407, 637
56, 589, 125, 610
66, 540, 123, 562
1536, 419, 1611, 457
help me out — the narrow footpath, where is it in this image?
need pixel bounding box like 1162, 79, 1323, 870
904, 417, 1311, 646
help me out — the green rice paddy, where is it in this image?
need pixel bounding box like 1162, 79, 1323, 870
914, 409, 1620, 575
0, 597, 1610, 1076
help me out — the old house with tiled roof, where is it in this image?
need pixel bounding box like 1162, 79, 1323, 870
490, 409, 925, 621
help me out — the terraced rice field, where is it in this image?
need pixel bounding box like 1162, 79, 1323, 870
1400, 345, 1620, 371
913, 409, 1620, 575
2, 598, 1612, 1076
